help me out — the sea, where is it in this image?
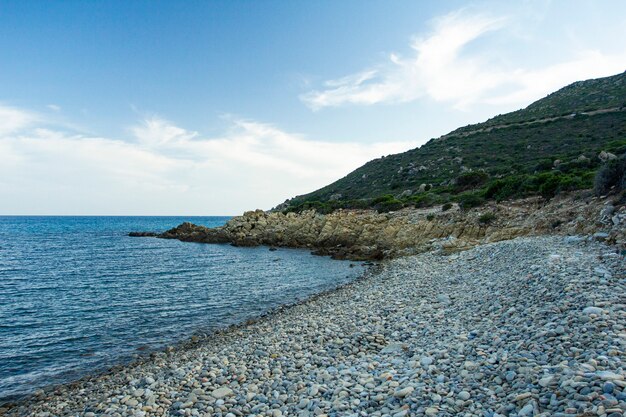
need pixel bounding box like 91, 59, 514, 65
0, 216, 364, 402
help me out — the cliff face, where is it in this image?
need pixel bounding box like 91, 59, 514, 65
142, 192, 625, 260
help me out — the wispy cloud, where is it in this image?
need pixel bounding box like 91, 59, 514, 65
301, 9, 626, 111
0, 110, 416, 214
0, 104, 38, 135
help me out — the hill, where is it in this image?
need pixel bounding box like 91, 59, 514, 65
282, 71, 626, 213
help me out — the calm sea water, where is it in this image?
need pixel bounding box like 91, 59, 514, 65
0, 216, 363, 402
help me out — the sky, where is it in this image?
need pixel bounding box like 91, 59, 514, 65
1, 0, 625, 215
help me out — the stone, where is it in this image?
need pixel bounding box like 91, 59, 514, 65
425, 407, 439, 416
593, 232, 609, 241
211, 387, 234, 399
518, 400, 535, 416
457, 391, 471, 401
420, 356, 434, 367
583, 306, 604, 315
538, 376, 555, 387
394, 386, 414, 398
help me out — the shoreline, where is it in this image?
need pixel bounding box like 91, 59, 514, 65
2, 234, 624, 417
0, 262, 382, 411
131, 191, 626, 261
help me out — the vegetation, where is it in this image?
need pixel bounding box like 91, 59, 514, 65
281, 72, 626, 214
478, 212, 496, 225
594, 156, 626, 196
452, 71, 626, 133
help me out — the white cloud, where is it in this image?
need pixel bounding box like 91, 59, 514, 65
47, 104, 61, 112
0, 114, 416, 215
0, 104, 37, 135
301, 9, 626, 111
131, 115, 199, 146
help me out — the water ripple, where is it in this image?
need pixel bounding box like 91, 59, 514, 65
0, 216, 363, 401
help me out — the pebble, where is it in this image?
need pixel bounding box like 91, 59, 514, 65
211, 387, 234, 399
583, 306, 604, 315
3, 237, 624, 417
458, 390, 471, 401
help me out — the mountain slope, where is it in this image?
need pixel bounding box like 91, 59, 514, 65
283, 71, 626, 212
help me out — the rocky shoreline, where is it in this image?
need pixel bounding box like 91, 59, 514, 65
2, 235, 625, 417
130, 192, 625, 260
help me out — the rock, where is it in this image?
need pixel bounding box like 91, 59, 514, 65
564, 235, 584, 244
597, 371, 624, 381
211, 387, 234, 399
538, 376, 555, 387
420, 356, 434, 367
425, 407, 439, 416
436, 294, 451, 305
394, 386, 414, 398
380, 343, 404, 354
604, 382, 616, 394
518, 400, 536, 416
599, 150, 617, 161
583, 306, 604, 315
457, 391, 471, 401
127, 190, 626, 262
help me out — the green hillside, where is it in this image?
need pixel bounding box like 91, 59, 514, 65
283, 71, 626, 213
452, 71, 626, 134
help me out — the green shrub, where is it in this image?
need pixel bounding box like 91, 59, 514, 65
484, 176, 525, 201
455, 171, 489, 190
426, 214, 435, 221
538, 175, 561, 198
408, 193, 443, 208
456, 191, 485, 210
534, 159, 554, 172
374, 197, 404, 213
594, 155, 626, 196
478, 212, 496, 224
441, 202, 453, 211
372, 194, 396, 205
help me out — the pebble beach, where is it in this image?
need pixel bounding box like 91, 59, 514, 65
3, 235, 625, 417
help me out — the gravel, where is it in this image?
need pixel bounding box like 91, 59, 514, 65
3, 236, 625, 417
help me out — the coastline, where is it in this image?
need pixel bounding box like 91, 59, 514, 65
131, 191, 626, 261
0, 262, 380, 413
3, 235, 624, 417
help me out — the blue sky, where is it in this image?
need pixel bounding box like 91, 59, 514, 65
1, 0, 625, 214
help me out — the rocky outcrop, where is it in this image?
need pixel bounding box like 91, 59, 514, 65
131, 192, 625, 260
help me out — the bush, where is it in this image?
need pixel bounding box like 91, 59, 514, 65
534, 159, 554, 172
478, 212, 496, 224
594, 155, 626, 196
441, 202, 453, 211
484, 176, 525, 201
456, 191, 485, 210
538, 175, 561, 198
408, 193, 443, 208
455, 171, 489, 190
426, 214, 435, 221
371, 194, 396, 205
376, 200, 404, 213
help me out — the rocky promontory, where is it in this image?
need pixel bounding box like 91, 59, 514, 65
131, 191, 625, 260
